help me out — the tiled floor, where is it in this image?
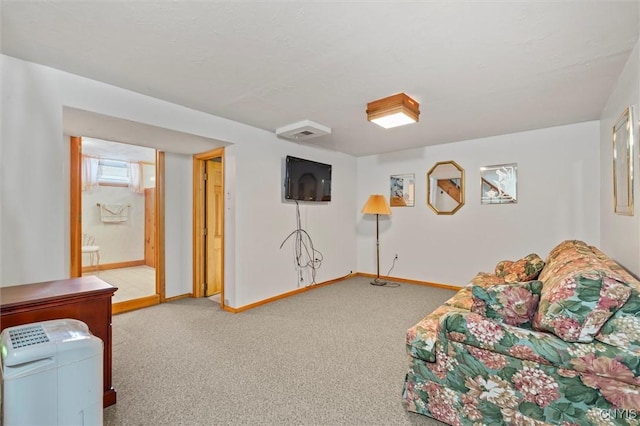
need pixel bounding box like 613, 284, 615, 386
84, 266, 156, 304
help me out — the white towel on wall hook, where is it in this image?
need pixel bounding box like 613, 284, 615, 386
100, 203, 129, 223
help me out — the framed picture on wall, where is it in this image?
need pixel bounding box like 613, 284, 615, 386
613, 106, 635, 215
480, 163, 517, 204
390, 174, 415, 207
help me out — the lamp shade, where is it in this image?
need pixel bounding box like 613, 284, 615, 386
361, 194, 392, 215
366, 93, 420, 129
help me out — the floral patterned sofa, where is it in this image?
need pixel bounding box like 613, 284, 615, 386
403, 240, 640, 425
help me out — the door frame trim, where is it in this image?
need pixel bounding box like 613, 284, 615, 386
192, 147, 225, 308
156, 151, 166, 303
69, 137, 166, 311
70, 136, 82, 277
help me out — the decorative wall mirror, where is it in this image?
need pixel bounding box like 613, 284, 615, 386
480, 163, 517, 204
427, 161, 465, 215
613, 106, 635, 215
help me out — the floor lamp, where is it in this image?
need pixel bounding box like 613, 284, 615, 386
361, 194, 392, 286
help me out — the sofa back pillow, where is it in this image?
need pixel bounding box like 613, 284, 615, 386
471, 280, 543, 327
596, 288, 640, 352
495, 253, 545, 283
589, 246, 640, 352
532, 270, 631, 342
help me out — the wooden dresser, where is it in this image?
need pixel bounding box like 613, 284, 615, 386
0, 276, 118, 407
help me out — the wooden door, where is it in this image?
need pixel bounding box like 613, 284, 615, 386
205, 160, 223, 296
145, 188, 156, 267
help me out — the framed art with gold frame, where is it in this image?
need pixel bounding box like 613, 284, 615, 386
613, 106, 635, 216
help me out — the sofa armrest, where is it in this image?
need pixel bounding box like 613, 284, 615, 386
406, 304, 469, 362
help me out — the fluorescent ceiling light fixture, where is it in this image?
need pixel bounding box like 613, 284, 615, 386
366, 93, 420, 129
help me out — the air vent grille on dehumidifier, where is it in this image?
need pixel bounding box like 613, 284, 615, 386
275, 120, 331, 141
8, 324, 50, 348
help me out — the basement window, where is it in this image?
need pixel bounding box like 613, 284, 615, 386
98, 159, 129, 186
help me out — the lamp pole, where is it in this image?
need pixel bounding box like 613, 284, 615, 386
361, 194, 391, 286
376, 213, 380, 279
372, 213, 386, 286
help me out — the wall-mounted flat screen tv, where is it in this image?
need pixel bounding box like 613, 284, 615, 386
284, 156, 332, 202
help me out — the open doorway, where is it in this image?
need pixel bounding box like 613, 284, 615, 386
193, 148, 225, 308
70, 136, 165, 313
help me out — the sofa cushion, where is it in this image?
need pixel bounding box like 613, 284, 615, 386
471, 281, 543, 327
532, 270, 631, 342
440, 311, 640, 387
495, 253, 545, 283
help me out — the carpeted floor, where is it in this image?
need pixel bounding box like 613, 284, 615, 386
104, 276, 453, 425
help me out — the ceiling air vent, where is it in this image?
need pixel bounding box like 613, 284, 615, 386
275, 120, 331, 141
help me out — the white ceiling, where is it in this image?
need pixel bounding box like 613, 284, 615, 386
2, 1, 638, 157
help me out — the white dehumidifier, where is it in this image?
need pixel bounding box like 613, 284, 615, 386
0, 318, 103, 425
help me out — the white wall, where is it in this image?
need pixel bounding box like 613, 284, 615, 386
0, 55, 358, 309
164, 153, 193, 299
357, 121, 601, 287
600, 40, 640, 277
225, 135, 357, 306
81, 186, 145, 266
2, 57, 68, 285
0, 55, 3, 282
